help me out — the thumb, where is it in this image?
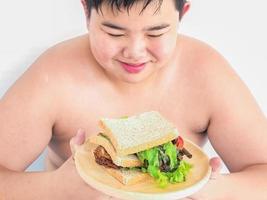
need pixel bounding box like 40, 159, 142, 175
70, 128, 86, 155
209, 157, 222, 180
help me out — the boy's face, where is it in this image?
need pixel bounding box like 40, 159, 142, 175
87, 1, 180, 84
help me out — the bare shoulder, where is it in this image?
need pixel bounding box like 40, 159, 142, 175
38, 34, 98, 76
174, 35, 242, 118
178, 34, 246, 103
179, 34, 233, 72
0, 35, 93, 114
182, 35, 261, 113
41, 34, 104, 89
16, 34, 105, 104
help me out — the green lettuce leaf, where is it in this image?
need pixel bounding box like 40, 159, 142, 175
163, 142, 178, 170
137, 142, 192, 188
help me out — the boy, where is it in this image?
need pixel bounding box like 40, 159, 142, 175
0, 0, 266, 199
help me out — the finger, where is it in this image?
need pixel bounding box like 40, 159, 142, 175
75, 128, 86, 145
209, 157, 222, 180
70, 128, 86, 155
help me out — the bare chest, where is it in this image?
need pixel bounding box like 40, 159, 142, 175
47, 82, 210, 168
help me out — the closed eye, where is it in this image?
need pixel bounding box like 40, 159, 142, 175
107, 33, 125, 37
147, 33, 164, 38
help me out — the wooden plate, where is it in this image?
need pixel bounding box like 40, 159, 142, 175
74, 139, 211, 200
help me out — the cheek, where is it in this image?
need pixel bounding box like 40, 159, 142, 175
90, 34, 120, 63
150, 37, 177, 61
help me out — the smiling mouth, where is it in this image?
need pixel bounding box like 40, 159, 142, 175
120, 61, 147, 74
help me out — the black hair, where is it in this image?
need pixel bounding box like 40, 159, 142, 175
85, 0, 187, 20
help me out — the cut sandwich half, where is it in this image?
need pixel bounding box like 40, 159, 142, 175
90, 111, 193, 187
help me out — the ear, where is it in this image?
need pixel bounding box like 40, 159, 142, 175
81, 0, 90, 28
180, 1, 191, 20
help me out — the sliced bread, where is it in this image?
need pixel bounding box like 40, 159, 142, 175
99, 111, 179, 156
106, 167, 150, 185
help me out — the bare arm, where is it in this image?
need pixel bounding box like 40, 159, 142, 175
0, 54, 56, 171
196, 50, 267, 199
0, 49, 60, 197
0, 165, 56, 199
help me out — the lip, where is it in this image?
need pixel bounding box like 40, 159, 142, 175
120, 61, 147, 74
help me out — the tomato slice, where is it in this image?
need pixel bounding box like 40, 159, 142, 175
176, 136, 184, 149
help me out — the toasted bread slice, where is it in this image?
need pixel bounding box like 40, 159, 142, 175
105, 167, 150, 185
99, 111, 179, 156
89, 134, 142, 167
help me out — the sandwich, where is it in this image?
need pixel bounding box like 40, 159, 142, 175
90, 111, 192, 187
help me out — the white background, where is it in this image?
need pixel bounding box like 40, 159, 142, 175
0, 0, 266, 170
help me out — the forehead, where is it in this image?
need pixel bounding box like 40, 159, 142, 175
90, 0, 178, 26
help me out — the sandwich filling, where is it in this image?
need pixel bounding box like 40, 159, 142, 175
93, 135, 192, 187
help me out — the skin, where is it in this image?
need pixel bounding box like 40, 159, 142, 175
0, 0, 267, 199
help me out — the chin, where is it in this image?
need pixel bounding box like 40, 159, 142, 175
120, 72, 156, 84
118, 75, 145, 84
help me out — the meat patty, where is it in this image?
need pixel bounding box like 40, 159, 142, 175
93, 146, 121, 169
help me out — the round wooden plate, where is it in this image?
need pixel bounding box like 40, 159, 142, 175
74, 139, 211, 200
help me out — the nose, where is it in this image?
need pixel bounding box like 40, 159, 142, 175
122, 36, 147, 61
